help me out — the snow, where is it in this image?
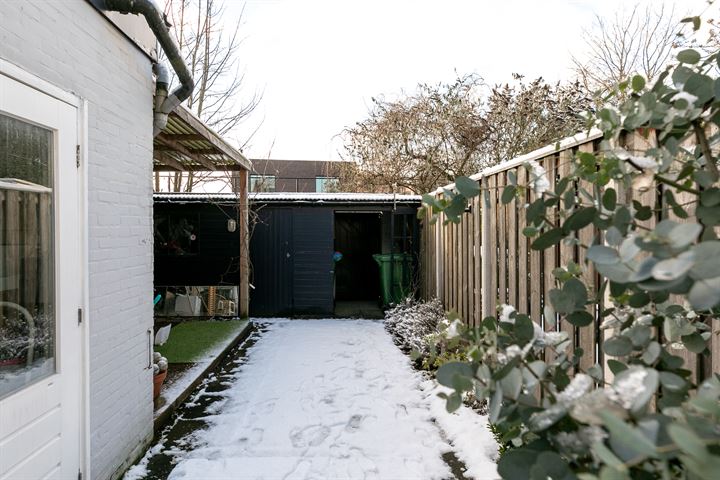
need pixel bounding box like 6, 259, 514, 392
420, 382, 499, 479
158, 319, 497, 480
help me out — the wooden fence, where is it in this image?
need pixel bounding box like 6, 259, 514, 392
420, 130, 720, 383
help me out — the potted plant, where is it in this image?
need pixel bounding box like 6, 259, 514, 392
152, 352, 169, 399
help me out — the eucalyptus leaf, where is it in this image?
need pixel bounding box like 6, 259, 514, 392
587, 245, 620, 265
502, 185, 517, 204
652, 251, 694, 281
531, 228, 564, 250
604, 335, 633, 357
564, 207, 597, 232
436, 362, 474, 389
668, 223, 702, 249
455, 176, 481, 198
689, 242, 720, 279
499, 367, 523, 400
688, 276, 720, 311
600, 411, 658, 459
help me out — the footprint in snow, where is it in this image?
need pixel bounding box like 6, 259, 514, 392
289, 424, 331, 448
344, 414, 363, 432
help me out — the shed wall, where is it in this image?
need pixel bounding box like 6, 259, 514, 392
1, 2, 155, 478
154, 203, 241, 287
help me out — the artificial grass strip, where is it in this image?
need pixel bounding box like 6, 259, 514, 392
155, 320, 247, 363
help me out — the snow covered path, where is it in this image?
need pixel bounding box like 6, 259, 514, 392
164, 319, 497, 480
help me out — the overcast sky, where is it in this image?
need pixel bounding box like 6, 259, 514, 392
219, 0, 714, 161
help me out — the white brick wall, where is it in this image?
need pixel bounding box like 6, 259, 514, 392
1, 2, 155, 479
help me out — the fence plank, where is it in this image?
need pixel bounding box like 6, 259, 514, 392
543, 155, 559, 362
473, 193, 484, 326
507, 169, 518, 309
577, 142, 598, 371
488, 175, 498, 316
558, 149, 576, 359
530, 162, 543, 326
517, 168, 528, 314
498, 172, 508, 305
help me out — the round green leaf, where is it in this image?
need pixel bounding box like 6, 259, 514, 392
689, 242, 720, 279
587, 245, 620, 265
501, 185, 517, 204
455, 176, 480, 198
567, 310, 593, 327
604, 335, 633, 357
631, 75, 646, 92
564, 207, 597, 232
677, 48, 701, 64
531, 228, 564, 250
652, 252, 694, 281
688, 276, 720, 311
667, 222, 702, 249
603, 188, 618, 210
436, 361, 474, 389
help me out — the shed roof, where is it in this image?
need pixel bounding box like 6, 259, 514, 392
154, 192, 422, 204
153, 105, 251, 172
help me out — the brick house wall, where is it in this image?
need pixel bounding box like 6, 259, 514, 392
1, 2, 155, 478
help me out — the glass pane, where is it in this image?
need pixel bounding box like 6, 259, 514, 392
0, 113, 55, 399
250, 175, 275, 192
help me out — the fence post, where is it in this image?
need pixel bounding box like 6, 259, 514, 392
481, 176, 493, 319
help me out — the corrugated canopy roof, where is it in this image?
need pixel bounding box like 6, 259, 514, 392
153, 105, 251, 172
154, 192, 422, 204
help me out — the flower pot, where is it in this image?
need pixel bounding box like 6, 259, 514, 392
153, 370, 167, 399
0, 357, 25, 367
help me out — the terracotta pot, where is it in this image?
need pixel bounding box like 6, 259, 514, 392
153, 370, 167, 399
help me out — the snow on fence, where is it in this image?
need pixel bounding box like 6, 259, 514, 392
420, 130, 720, 384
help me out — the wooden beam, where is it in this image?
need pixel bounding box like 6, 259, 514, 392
159, 133, 206, 141
153, 151, 187, 171
156, 133, 217, 171
235, 171, 250, 318
152, 164, 245, 172
171, 107, 252, 170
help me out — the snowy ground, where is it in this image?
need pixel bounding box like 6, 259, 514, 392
127, 319, 497, 480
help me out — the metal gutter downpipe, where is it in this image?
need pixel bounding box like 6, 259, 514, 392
97, 0, 194, 136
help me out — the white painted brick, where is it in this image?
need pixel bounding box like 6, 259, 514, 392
1, 2, 156, 479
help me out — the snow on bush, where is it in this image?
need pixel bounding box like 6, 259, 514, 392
384, 297, 445, 354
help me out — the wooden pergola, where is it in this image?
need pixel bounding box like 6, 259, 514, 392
153, 105, 251, 317
153, 105, 251, 172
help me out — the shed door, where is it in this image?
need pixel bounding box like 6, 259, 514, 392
292, 209, 334, 314
0, 73, 83, 479
250, 208, 293, 315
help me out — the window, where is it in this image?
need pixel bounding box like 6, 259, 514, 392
0, 114, 56, 398
250, 174, 276, 192
315, 176, 339, 192
154, 213, 200, 256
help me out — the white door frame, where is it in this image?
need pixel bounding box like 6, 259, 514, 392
0, 58, 90, 479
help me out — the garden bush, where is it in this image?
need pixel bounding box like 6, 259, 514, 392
422, 29, 720, 480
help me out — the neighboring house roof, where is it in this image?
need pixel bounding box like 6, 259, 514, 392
153, 192, 421, 204
153, 105, 252, 172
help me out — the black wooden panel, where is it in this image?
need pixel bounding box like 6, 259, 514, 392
249, 208, 293, 316
292, 208, 334, 314
154, 203, 240, 286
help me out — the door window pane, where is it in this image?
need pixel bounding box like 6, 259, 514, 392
0, 113, 55, 399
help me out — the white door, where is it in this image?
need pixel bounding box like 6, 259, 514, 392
0, 72, 84, 479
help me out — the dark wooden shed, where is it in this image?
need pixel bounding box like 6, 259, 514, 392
249, 193, 421, 317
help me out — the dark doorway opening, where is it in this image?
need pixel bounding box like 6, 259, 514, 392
334, 212, 382, 305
